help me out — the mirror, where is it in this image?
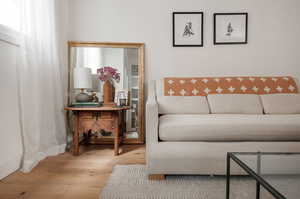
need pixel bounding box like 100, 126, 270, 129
68, 42, 145, 144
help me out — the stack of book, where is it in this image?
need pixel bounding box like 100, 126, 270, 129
71, 102, 102, 107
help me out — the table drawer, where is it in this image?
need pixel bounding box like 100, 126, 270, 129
79, 112, 113, 119
79, 118, 115, 133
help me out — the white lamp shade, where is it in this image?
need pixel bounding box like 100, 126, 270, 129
74, 67, 92, 89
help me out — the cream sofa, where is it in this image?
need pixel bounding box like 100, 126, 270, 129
146, 79, 300, 178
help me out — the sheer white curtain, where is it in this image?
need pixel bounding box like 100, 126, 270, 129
17, 0, 66, 172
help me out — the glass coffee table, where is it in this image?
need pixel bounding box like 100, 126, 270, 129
226, 152, 300, 199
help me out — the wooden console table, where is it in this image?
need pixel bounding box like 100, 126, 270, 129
65, 106, 130, 156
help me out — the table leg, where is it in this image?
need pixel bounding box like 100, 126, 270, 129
226, 153, 231, 199
114, 114, 120, 156
256, 152, 261, 199
256, 182, 260, 199
73, 113, 80, 156
121, 110, 126, 144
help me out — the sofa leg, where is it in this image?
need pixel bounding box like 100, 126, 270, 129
148, 174, 165, 180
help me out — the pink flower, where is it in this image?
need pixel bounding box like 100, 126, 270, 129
97, 66, 120, 83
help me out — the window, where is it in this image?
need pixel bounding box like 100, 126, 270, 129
0, 0, 20, 31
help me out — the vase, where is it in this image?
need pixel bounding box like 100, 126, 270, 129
103, 80, 116, 107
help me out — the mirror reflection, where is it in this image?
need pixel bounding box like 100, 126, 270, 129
70, 46, 140, 139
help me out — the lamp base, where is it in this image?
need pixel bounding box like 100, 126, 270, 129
75, 92, 90, 102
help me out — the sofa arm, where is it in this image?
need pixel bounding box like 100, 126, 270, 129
146, 81, 159, 146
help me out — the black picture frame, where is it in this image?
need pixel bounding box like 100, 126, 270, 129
173, 12, 204, 47
214, 13, 248, 45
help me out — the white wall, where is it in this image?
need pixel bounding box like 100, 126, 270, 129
0, 26, 23, 179
68, 0, 300, 82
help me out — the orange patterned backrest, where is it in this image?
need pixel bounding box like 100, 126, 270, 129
164, 76, 298, 96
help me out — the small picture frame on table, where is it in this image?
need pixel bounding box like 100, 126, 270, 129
214, 13, 248, 45
173, 12, 204, 47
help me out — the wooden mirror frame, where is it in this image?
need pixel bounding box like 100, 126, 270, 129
67, 41, 145, 144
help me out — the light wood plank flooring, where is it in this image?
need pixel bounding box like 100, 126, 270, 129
0, 145, 145, 199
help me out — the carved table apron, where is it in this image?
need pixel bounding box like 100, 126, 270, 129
65, 107, 129, 156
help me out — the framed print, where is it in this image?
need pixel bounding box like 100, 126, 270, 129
173, 12, 204, 47
214, 13, 248, 45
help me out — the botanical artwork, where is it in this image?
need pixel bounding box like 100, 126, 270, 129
183, 22, 195, 37
214, 13, 248, 45
173, 12, 203, 47
225, 22, 234, 36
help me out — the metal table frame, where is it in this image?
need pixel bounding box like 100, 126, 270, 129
226, 152, 300, 199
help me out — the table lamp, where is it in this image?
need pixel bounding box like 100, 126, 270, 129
74, 67, 92, 102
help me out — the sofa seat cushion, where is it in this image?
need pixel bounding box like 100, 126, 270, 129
159, 114, 300, 141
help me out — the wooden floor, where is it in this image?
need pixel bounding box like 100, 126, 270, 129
0, 145, 145, 199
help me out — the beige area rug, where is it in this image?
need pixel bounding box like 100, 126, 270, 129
100, 165, 287, 199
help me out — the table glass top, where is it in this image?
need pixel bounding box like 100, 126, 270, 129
232, 153, 300, 199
